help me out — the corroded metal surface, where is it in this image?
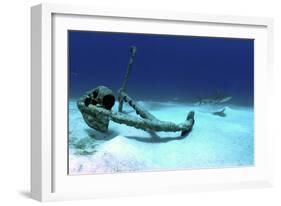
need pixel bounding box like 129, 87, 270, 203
77, 46, 195, 137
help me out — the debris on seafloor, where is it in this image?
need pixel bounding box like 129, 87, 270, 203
77, 46, 195, 138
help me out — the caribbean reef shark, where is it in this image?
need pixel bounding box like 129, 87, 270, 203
196, 91, 232, 105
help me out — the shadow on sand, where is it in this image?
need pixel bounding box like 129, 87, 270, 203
85, 127, 193, 143
85, 128, 119, 141
124, 133, 189, 143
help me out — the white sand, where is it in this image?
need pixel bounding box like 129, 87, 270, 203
68, 101, 254, 175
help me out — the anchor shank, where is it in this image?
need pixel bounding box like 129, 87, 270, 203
118, 46, 137, 112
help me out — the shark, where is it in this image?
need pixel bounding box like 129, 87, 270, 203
196, 90, 232, 105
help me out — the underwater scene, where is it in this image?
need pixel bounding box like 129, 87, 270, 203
68, 30, 254, 175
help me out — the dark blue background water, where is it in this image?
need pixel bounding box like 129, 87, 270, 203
68, 31, 254, 106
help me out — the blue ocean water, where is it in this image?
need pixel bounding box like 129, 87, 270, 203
69, 31, 254, 106
68, 30, 254, 174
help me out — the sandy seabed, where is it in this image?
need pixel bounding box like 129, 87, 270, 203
68, 100, 254, 175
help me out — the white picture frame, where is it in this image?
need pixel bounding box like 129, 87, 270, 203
31, 3, 274, 202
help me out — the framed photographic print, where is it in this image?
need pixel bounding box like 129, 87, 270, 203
31, 3, 274, 201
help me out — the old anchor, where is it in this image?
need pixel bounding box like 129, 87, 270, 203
77, 46, 195, 137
